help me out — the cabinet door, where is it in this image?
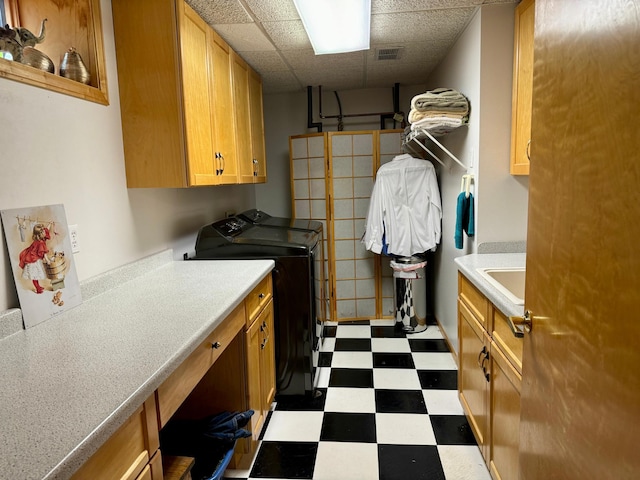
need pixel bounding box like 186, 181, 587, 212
179, 2, 217, 186
209, 29, 239, 184
509, 0, 535, 175
231, 51, 254, 184
259, 300, 276, 416
458, 299, 490, 459
489, 341, 521, 480
245, 316, 264, 450
249, 67, 267, 183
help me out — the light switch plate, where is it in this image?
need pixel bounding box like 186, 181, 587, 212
68, 224, 80, 253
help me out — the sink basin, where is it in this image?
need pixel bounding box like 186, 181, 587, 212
475, 267, 525, 305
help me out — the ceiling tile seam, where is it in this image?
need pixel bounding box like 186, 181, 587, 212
237, 0, 305, 91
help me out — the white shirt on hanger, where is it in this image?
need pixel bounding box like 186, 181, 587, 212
362, 154, 442, 257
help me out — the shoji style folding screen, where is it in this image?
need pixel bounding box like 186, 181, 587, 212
290, 130, 404, 322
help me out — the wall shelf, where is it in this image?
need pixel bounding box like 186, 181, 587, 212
403, 126, 468, 170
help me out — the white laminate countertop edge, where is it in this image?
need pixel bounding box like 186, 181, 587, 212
454, 253, 526, 318
0, 255, 274, 480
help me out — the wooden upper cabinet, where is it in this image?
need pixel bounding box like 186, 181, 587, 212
179, 3, 217, 186
509, 0, 535, 175
112, 0, 264, 188
231, 51, 254, 184
208, 29, 239, 184
1, 0, 108, 104
249, 67, 267, 183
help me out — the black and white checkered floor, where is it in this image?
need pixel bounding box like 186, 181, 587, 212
223, 319, 491, 480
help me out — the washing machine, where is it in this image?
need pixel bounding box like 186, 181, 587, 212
191, 216, 322, 397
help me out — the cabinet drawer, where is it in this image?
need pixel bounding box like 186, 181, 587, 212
156, 303, 245, 427
459, 273, 490, 331
71, 395, 159, 480
245, 273, 272, 324
492, 309, 523, 374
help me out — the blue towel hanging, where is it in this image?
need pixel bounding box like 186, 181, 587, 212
454, 178, 474, 249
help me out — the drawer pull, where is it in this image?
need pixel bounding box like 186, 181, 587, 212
211, 341, 221, 349
258, 293, 265, 299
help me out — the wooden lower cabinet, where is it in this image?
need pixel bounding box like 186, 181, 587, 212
458, 299, 490, 458
71, 395, 162, 480
73, 272, 275, 478
458, 273, 522, 480
489, 341, 522, 480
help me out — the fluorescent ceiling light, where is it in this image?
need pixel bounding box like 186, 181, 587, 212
293, 0, 371, 55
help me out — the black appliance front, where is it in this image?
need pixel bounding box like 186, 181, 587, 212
192, 217, 322, 397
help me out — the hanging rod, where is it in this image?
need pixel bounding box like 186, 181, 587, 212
404, 126, 468, 170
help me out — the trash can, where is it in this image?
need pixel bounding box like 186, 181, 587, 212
391, 256, 428, 333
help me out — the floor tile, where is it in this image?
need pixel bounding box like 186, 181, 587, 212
371, 325, 406, 338
323, 326, 337, 338
331, 351, 373, 369
370, 337, 411, 353
422, 390, 465, 415
373, 368, 421, 390
373, 352, 416, 369
430, 415, 477, 445
313, 442, 379, 480
324, 387, 376, 413
412, 352, 457, 370
417, 370, 458, 390
319, 337, 335, 352
375, 389, 427, 414
315, 367, 331, 389
375, 413, 436, 445
318, 352, 332, 367
369, 319, 396, 327
262, 411, 324, 442
336, 324, 373, 338
409, 338, 450, 352
377, 444, 445, 480
334, 338, 372, 351
320, 412, 377, 443
406, 326, 445, 340
275, 390, 327, 411
329, 368, 374, 388
438, 445, 492, 480
249, 441, 318, 478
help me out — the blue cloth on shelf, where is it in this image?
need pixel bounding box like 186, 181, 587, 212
454, 192, 474, 249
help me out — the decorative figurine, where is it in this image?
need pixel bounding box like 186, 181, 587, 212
0, 18, 47, 62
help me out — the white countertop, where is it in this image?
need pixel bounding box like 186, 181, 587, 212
0, 253, 274, 480
454, 253, 526, 318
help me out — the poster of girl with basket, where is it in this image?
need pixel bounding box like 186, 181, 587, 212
1, 204, 82, 329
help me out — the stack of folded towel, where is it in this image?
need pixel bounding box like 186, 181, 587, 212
408, 88, 470, 135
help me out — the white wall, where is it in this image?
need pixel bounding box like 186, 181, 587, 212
0, 0, 255, 313
426, 4, 528, 352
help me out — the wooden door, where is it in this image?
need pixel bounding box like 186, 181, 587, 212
520, 1, 640, 478
208, 29, 238, 184
179, 2, 216, 186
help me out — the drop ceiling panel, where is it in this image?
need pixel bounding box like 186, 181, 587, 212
185, 0, 517, 93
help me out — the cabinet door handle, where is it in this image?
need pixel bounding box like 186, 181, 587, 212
211, 341, 221, 349
258, 292, 265, 299
477, 346, 487, 366
220, 153, 225, 174
526, 139, 531, 161
215, 152, 220, 175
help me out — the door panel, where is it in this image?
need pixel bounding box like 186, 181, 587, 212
520, 1, 640, 478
